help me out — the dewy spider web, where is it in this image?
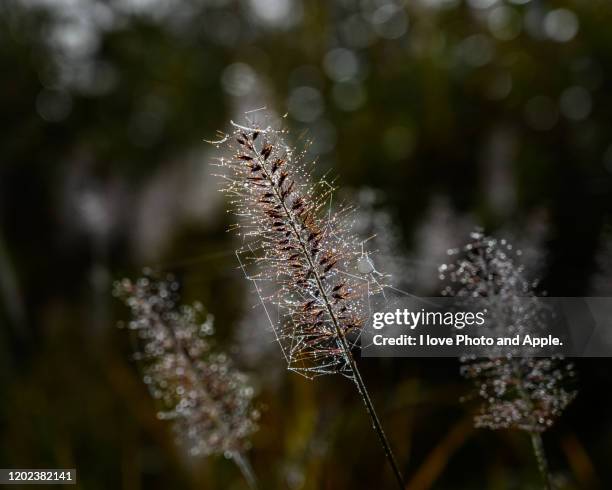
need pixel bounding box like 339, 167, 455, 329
235, 232, 390, 380
216, 116, 391, 380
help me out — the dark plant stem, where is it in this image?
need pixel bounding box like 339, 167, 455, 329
252, 144, 405, 489
530, 432, 552, 490
231, 452, 258, 490
346, 349, 406, 489
511, 360, 553, 490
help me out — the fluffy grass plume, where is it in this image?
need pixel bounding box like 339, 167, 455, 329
441, 231, 576, 489
114, 274, 259, 487
212, 117, 405, 488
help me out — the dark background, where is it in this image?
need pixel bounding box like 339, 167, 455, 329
1, 0, 612, 488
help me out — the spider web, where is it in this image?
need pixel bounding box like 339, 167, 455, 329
234, 182, 412, 380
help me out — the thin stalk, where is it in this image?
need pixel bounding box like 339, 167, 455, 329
230, 452, 258, 490
345, 349, 406, 489
512, 360, 553, 490
252, 143, 405, 489
530, 432, 552, 490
